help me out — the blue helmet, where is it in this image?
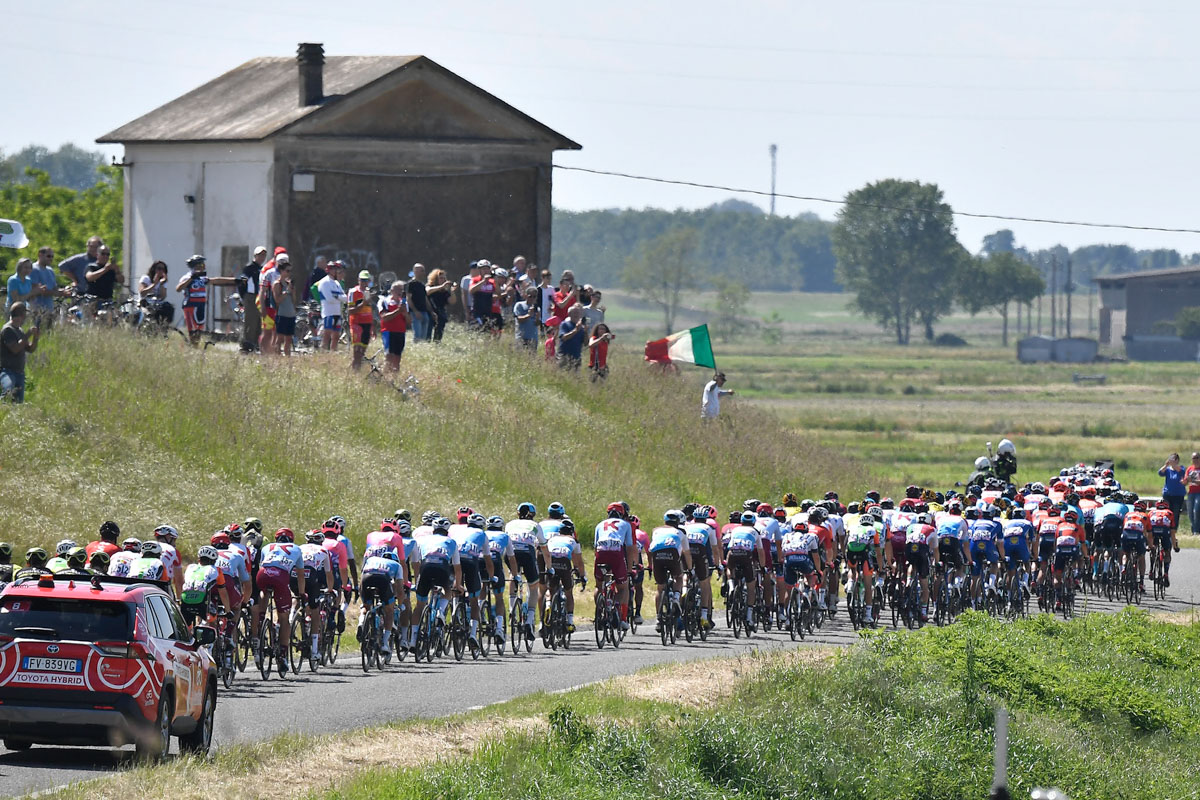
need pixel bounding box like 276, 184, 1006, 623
517, 502, 537, 519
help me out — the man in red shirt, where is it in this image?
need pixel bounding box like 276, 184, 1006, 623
346, 270, 375, 371
553, 270, 579, 320
378, 280, 410, 371
1186, 452, 1200, 535
86, 521, 122, 559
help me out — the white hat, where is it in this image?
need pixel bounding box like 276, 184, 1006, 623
254, 245, 268, 256
276, 253, 290, 264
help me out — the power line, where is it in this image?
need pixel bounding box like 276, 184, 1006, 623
554, 165, 1200, 235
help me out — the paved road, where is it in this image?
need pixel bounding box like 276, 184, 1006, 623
5, 553, 1200, 798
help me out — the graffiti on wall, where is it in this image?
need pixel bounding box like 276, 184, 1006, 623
308, 237, 380, 276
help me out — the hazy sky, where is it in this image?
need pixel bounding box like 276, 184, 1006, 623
8, 0, 1200, 254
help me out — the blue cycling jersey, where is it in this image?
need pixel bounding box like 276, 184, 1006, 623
415, 533, 460, 566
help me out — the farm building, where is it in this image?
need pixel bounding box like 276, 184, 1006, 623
1094, 266, 1200, 360
98, 43, 580, 329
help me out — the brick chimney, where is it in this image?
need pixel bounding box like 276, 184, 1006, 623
297, 43, 324, 107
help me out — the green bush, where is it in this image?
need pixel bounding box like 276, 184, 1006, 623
1175, 306, 1200, 339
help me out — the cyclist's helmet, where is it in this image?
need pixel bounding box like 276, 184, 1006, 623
860, 512, 879, 527
331, 515, 346, 534
808, 507, 828, 524
865, 490, 881, 504
905, 484, 922, 499
663, 509, 685, 526
792, 521, 809, 532
782, 492, 798, 507
25, 547, 48, 567
243, 517, 262, 535
880, 497, 895, 510
0, 542, 11, 563
141, 541, 163, 557
456, 506, 474, 523
742, 499, 760, 512
396, 520, 413, 537
755, 503, 773, 517
560, 518, 577, 537
800, 499, 815, 511
739, 511, 757, 526
547, 502, 566, 519
381, 518, 399, 533
1046, 505, 1060, 517
153, 524, 178, 542
1031, 482, 1047, 495
55, 539, 77, 556
914, 501, 930, 513
121, 537, 141, 552
1038, 497, 1052, 510
629, 514, 641, 530
918, 513, 935, 526
1065, 493, 1080, 506
197, 545, 219, 563
89, 551, 111, 571
467, 512, 485, 529
1133, 500, 1148, 512
517, 502, 536, 519
967, 485, 983, 498
824, 491, 839, 501
210, 531, 231, 548
1102, 468, 1114, 479
606, 502, 626, 519
486, 515, 504, 531
729, 511, 741, 523
275, 527, 295, 543
681, 503, 698, 519
845, 502, 861, 515
305, 529, 325, 544
696, 507, 712, 521
1063, 509, 1079, 523
433, 517, 451, 533
98, 520, 120, 541
964, 506, 980, 520
773, 507, 788, 521
1155, 499, 1170, 509
186, 254, 206, 269
1010, 507, 1026, 519
395, 509, 412, 522
66, 547, 87, 568
1080, 486, 1097, 499
422, 511, 437, 525
322, 519, 339, 537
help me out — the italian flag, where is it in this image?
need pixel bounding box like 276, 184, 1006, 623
644, 324, 716, 369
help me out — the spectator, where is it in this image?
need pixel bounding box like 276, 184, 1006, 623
238, 246, 267, 352
258, 250, 286, 355
175, 254, 236, 345
513, 285, 539, 350
469, 260, 498, 330
557, 304, 586, 370
583, 288, 606, 332
1159, 453, 1187, 531
552, 271, 579, 321
1, 302, 39, 403
29, 247, 63, 329
316, 260, 346, 351
378, 280, 410, 370
137, 260, 174, 326
84, 245, 123, 313
407, 263, 431, 342
588, 322, 614, 381
6, 258, 36, 311
426, 268, 454, 341
58, 235, 101, 294
701, 372, 733, 420
1185, 452, 1200, 535
460, 264, 477, 323
512, 255, 527, 282
306, 254, 328, 298
538, 269, 556, 324
346, 270, 375, 370
273, 260, 297, 357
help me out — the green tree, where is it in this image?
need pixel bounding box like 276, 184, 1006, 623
622, 228, 703, 336
1176, 307, 1200, 340
1, 144, 106, 191
710, 276, 750, 342
831, 179, 967, 344
960, 252, 1046, 346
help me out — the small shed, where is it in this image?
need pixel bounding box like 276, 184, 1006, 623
1016, 336, 1098, 364
1094, 266, 1200, 359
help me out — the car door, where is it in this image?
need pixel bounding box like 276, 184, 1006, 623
163, 597, 204, 715
146, 595, 195, 722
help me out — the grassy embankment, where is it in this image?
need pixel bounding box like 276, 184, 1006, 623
42, 612, 1200, 800
607, 290, 1200, 505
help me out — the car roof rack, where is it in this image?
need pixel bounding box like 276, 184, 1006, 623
11, 572, 170, 591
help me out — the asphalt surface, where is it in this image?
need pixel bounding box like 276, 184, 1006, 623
5, 552, 1200, 798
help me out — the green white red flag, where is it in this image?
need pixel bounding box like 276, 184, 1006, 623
644, 324, 716, 369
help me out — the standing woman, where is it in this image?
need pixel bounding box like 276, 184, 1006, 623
273, 260, 298, 357
1159, 453, 1187, 532
425, 268, 454, 342
378, 280, 411, 371
587, 322, 614, 382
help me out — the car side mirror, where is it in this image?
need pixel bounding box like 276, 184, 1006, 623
192, 626, 216, 646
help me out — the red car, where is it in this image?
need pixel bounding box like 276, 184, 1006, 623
0, 572, 216, 759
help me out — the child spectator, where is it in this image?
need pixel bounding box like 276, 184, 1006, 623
588, 322, 614, 381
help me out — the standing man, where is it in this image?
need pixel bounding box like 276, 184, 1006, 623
1185, 453, 1200, 535
1158, 453, 1187, 532
306, 254, 328, 298
239, 246, 266, 353
701, 372, 734, 420
406, 263, 430, 342
316, 260, 346, 351
346, 270, 375, 370
84, 245, 123, 313
58, 235, 101, 294
1, 302, 38, 403
175, 254, 236, 345
29, 247, 63, 329
557, 304, 587, 370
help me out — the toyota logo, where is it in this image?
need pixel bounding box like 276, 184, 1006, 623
46, 645, 59, 654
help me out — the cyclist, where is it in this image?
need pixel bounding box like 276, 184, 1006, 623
300, 530, 336, 661
87, 550, 111, 575
485, 515, 519, 645
935, 501, 971, 599
754, 503, 783, 626
544, 519, 587, 635
359, 544, 404, 658
594, 503, 636, 632
321, 519, 354, 634
449, 512, 495, 646
781, 492, 801, 518
630, 513, 649, 624
682, 507, 722, 630
411, 517, 463, 636
779, 521, 820, 621
180, 546, 232, 628
1034, 506, 1062, 594
1121, 501, 1149, 592
46, 540, 78, 574
60, 547, 90, 575
1001, 507, 1034, 596
129, 540, 169, 581
86, 521, 122, 559
844, 513, 880, 625
255, 528, 306, 673
1148, 500, 1179, 587
210, 530, 251, 618
0, 543, 13, 588
395, 519, 417, 651
504, 502, 547, 641
904, 512, 936, 622
649, 510, 692, 633
107, 538, 142, 577
15, 548, 50, 582
806, 506, 837, 613
967, 505, 1004, 609
236, 518, 262, 564
330, 515, 359, 607
152, 524, 185, 597
1054, 509, 1086, 600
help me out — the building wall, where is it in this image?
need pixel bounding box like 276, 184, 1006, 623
1125, 278, 1200, 336
124, 143, 272, 328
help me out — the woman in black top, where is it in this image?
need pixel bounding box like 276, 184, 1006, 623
425, 268, 455, 342
407, 264, 431, 341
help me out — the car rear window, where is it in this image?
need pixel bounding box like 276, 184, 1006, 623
0, 597, 133, 642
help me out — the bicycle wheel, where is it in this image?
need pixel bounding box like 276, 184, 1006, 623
668, 603, 678, 645
480, 601, 494, 658
361, 612, 376, 672
788, 592, 800, 642
289, 615, 305, 675
236, 610, 252, 672
451, 601, 467, 662
508, 599, 523, 656
594, 599, 606, 649
257, 604, 274, 681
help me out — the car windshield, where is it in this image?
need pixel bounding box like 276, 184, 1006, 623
0, 597, 132, 642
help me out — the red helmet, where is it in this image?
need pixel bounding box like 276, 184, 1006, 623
773, 507, 787, 521
1155, 499, 1169, 509
210, 531, 231, 548
792, 521, 808, 532
755, 503, 773, 517
1038, 497, 1052, 510
1133, 501, 1148, 512
629, 514, 640, 529
381, 518, 399, 533
606, 502, 626, 518
456, 506, 474, 523
1063, 509, 1079, 523
275, 527, 295, 543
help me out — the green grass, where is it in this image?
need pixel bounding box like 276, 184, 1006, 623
322, 612, 1200, 800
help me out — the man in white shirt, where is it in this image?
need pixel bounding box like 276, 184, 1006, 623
701, 372, 733, 420
317, 261, 347, 351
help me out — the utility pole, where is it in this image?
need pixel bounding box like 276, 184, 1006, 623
1050, 255, 1058, 338
768, 144, 778, 216
1065, 258, 1073, 338
1088, 288, 1094, 334
1037, 295, 1042, 335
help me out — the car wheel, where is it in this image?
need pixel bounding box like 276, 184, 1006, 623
136, 692, 171, 762
3, 739, 32, 751
179, 684, 215, 756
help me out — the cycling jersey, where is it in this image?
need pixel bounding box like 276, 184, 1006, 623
361, 555, 402, 579
725, 525, 759, 554
1096, 502, 1128, 525
1037, 518, 1061, 541
321, 537, 350, 583
216, 548, 251, 584
595, 518, 634, 552
181, 563, 225, 605
299, 543, 333, 579
261, 542, 303, 573
846, 526, 874, 553
1123, 512, 1148, 536
229, 541, 250, 564
683, 522, 717, 551
539, 518, 566, 538
1149, 510, 1174, 533
449, 524, 489, 562
780, 529, 818, 559
936, 517, 966, 540
810, 523, 835, 557
546, 534, 580, 563
415, 533, 460, 566
107, 551, 139, 578
128, 557, 167, 581
1056, 522, 1083, 547
505, 519, 545, 551
649, 526, 686, 555
158, 542, 181, 580
487, 530, 514, 560
1002, 520, 1034, 563
365, 530, 403, 555
412, 524, 434, 540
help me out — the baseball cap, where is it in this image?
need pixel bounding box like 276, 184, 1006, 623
276, 253, 290, 264
359, 270, 372, 281
254, 245, 267, 256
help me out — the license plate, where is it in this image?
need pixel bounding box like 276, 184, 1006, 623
22, 657, 82, 673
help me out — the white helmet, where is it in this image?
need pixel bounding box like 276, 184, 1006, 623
996, 438, 1016, 455
153, 524, 179, 542
141, 541, 163, 557
56, 539, 78, 556
974, 456, 991, 470
197, 545, 219, 562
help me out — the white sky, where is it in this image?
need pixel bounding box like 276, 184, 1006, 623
7, 0, 1200, 254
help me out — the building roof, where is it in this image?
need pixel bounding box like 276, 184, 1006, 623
97, 55, 580, 149
1093, 265, 1200, 285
